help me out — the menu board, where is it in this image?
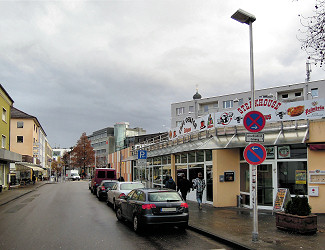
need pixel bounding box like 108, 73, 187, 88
273, 188, 290, 211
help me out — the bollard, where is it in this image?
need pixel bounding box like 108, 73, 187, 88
237, 195, 242, 208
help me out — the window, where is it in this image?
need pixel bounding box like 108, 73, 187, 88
213, 102, 218, 108
2, 135, 6, 148
97, 171, 105, 178
238, 98, 244, 106
204, 105, 209, 112
223, 100, 233, 109
2, 108, 7, 122
17, 136, 23, 143
311, 88, 318, 97
282, 94, 288, 98
189, 106, 194, 113
295, 92, 302, 97
278, 161, 307, 195
17, 121, 24, 128
176, 107, 185, 115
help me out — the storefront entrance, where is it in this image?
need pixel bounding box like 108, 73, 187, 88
257, 163, 276, 208
240, 161, 277, 209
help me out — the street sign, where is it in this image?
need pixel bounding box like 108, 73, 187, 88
243, 143, 266, 165
243, 111, 266, 132
245, 133, 264, 142
137, 150, 147, 160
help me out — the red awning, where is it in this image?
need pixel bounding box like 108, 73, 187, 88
309, 144, 325, 151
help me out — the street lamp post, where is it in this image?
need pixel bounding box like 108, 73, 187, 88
231, 9, 259, 242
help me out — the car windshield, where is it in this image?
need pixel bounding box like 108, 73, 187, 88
103, 182, 116, 188
120, 183, 144, 190
148, 192, 182, 202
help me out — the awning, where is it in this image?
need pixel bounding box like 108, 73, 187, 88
309, 144, 325, 151
15, 162, 46, 172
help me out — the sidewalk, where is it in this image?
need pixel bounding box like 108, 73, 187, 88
187, 201, 325, 250
1, 183, 324, 250
0, 181, 49, 206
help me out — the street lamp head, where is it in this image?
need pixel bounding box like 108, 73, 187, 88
231, 9, 256, 24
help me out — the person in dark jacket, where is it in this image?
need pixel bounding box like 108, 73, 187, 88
177, 174, 192, 201
164, 176, 176, 190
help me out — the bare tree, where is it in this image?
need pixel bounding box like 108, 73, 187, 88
71, 132, 95, 174
299, 0, 325, 67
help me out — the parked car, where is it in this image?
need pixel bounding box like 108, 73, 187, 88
90, 168, 116, 194
96, 180, 118, 201
116, 188, 189, 232
106, 182, 145, 210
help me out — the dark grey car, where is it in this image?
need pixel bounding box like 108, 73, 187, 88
116, 188, 189, 232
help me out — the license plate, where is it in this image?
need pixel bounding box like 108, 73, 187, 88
161, 207, 176, 212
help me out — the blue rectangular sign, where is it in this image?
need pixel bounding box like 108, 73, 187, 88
137, 150, 147, 160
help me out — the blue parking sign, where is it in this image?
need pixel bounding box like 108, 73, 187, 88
138, 150, 147, 160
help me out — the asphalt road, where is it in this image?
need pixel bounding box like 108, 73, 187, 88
0, 181, 232, 250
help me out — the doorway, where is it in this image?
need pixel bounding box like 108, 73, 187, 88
257, 162, 276, 208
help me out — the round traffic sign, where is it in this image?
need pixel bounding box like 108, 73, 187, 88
243, 143, 266, 165
243, 111, 266, 132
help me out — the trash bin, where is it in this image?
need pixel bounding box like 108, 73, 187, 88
237, 195, 241, 207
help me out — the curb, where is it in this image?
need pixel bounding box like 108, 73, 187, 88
188, 224, 253, 250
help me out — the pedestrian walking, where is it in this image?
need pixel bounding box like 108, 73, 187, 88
192, 172, 205, 209
164, 175, 176, 190
177, 174, 192, 201
32, 175, 36, 185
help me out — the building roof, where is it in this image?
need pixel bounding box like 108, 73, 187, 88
0, 84, 14, 104
10, 106, 47, 136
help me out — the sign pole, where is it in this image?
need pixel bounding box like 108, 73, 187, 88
249, 19, 258, 243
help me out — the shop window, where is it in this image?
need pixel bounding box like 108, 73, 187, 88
17, 136, 23, 143
153, 157, 161, 165
175, 154, 181, 164
181, 153, 187, 163
197, 150, 204, 162
277, 161, 307, 195
162, 156, 167, 165
188, 151, 195, 163
205, 150, 212, 161
265, 146, 275, 159
277, 145, 307, 159
240, 163, 250, 193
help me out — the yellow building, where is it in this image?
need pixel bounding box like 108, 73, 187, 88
0, 85, 21, 190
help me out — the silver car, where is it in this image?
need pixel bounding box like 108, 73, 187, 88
106, 182, 145, 210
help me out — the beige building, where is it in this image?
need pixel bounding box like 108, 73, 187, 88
10, 107, 48, 181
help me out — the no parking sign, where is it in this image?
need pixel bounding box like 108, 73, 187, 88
243, 143, 266, 165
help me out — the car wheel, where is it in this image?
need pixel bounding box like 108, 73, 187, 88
116, 207, 123, 221
178, 222, 188, 231
133, 215, 142, 233
113, 200, 117, 211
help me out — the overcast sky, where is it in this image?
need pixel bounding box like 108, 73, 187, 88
2, 0, 324, 148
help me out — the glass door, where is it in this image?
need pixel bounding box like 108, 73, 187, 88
257, 163, 275, 207
206, 165, 213, 202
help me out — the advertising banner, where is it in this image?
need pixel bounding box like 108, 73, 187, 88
169, 98, 325, 140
